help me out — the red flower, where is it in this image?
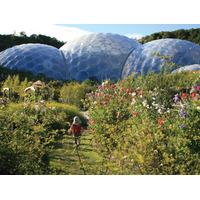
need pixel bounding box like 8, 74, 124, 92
190, 92, 197, 100
181, 93, 187, 100
132, 111, 138, 117
111, 83, 116, 88
158, 118, 165, 126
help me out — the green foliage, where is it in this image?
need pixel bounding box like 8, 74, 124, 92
0, 102, 86, 174
86, 72, 200, 174
0, 66, 49, 84
0, 66, 96, 105
1, 61, 199, 175
139, 28, 200, 45
0, 33, 64, 52
60, 81, 95, 109
151, 52, 178, 73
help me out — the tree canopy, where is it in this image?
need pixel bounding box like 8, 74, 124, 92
139, 28, 200, 45
0, 33, 65, 52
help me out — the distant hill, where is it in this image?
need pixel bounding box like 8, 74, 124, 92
139, 28, 200, 45
0, 33, 65, 52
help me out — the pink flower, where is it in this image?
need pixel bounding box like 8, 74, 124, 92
194, 85, 200, 91
158, 118, 165, 126
181, 93, 187, 100
190, 92, 197, 100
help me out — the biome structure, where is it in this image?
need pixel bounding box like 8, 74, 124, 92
1, 34, 200, 81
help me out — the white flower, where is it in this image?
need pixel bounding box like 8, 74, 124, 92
24, 86, 35, 93
152, 101, 156, 106
157, 108, 162, 114
142, 100, 147, 107
2, 87, 9, 92
34, 104, 39, 111
40, 100, 46, 104
102, 80, 109, 86
131, 92, 136, 97
146, 104, 150, 109
131, 98, 136, 105
123, 155, 127, 159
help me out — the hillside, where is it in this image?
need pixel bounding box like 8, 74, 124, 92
0, 33, 65, 52
139, 28, 200, 45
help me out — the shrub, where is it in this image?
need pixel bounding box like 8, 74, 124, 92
86, 72, 200, 174
60, 81, 95, 109
0, 102, 86, 174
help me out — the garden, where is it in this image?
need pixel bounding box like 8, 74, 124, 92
0, 67, 199, 174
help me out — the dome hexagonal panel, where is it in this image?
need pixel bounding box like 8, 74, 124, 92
0, 44, 68, 80
60, 33, 142, 81
122, 39, 200, 78
172, 64, 200, 73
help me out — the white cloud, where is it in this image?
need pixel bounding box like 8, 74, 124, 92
125, 33, 144, 40
0, 24, 145, 43
0, 24, 91, 42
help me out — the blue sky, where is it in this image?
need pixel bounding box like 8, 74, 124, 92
61, 24, 200, 38
2, 24, 200, 42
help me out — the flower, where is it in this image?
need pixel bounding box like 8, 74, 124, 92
131, 98, 136, 105
166, 108, 170, 113
102, 80, 109, 86
132, 111, 138, 117
190, 92, 197, 100
152, 101, 159, 109
173, 93, 180, 103
181, 93, 187, 100
179, 108, 187, 118
194, 85, 200, 91
142, 100, 147, 107
131, 92, 136, 97
157, 108, 162, 114
158, 118, 165, 126
180, 124, 186, 129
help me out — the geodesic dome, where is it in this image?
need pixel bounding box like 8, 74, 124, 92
172, 64, 200, 73
60, 33, 141, 81
122, 39, 200, 78
0, 44, 68, 80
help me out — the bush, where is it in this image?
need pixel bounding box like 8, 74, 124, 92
0, 102, 86, 174
86, 72, 200, 174
60, 81, 95, 109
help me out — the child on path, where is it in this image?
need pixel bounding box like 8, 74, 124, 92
70, 116, 83, 146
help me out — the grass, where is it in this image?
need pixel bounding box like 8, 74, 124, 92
49, 133, 101, 175
4, 101, 94, 174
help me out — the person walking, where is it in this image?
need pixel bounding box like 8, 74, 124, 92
70, 116, 83, 146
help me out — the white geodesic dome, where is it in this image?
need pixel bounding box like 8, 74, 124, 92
122, 39, 200, 78
0, 43, 68, 80
60, 33, 142, 81
172, 64, 200, 73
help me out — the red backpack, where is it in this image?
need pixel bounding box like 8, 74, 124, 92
72, 124, 81, 136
